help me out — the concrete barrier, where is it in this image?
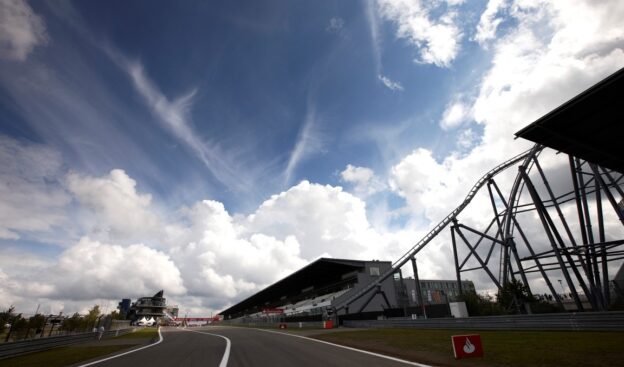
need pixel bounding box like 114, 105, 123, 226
343, 311, 624, 331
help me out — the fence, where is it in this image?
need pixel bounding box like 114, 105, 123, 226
221, 318, 330, 329
0, 328, 135, 360
343, 311, 624, 331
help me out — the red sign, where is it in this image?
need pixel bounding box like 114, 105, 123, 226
262, 308, 284, 314
451, 334, 484, 359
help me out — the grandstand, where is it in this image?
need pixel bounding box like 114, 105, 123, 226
219, 258, 403, 321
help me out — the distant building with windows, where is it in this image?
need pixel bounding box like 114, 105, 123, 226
165, 305, 179, 318
117, 298, 131, 319
403, 277, 476, 305
126, 290, 167, 323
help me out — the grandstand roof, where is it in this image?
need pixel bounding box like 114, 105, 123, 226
219, 258, 383, 317
515, 67, 624, 173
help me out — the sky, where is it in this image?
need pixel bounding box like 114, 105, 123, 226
1, 0, 623, 316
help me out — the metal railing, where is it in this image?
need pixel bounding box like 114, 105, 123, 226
343, 311, 624, 331
0, 328, 135, 360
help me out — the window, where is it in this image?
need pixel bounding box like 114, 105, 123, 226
370, 267, 380, 276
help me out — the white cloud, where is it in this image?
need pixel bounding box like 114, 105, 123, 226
340, 164, 386, 197
389, 0, 624, 293
66, 169, 161, 242
104, 53, 255, 192
284, 100, 325, 184
378, 74, 404, 91
393, 0, 624, 224
165, 182, 418, 310
440, 100, 471, 130
392, 0, 624, 225
0, 136, 70, 239
472, 0, 624, 148
474, 0, 508, 46
244, 180, 414, 262
0, 0, 48, 60
169, 199, 308, 302
326, 17, 345, 35
0, 237, 185, 307
377, 0, 464, 67
53, 237, 186, 300
247, 181, 372, 259
456, 128, 478, 150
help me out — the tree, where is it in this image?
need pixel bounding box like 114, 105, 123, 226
61, 313, 83, 332
84, 305, 101, 330
109, 310, 125, 320
8, 315, 27, 341
0, 306, 16, 334
456, 291, 504, 316
497, 279, 535, 314
27, 314, 46, 338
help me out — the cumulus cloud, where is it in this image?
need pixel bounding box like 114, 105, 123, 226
2, 165, 415, 314
0, 136, 70, 239
377, 0, 464, 67
246, 181, 371, 259
456, 128, 478, 150
473, 1, 624, 137
474, 0, 508, 46
53, 237, 186, 300
169, 200, 307, 302
0, 0, 48, 60
440, 100, 471, 130
394, 0, 624, 221
389, 0, 624, 293
0, 236, 185, 310
66, 169, 161, 242
340, 164, 386, 197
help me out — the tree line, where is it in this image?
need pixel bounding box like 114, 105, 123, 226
0, 305, 124, 342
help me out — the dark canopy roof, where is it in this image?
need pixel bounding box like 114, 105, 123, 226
219, 258, 369, 317
515, 67, 624, 173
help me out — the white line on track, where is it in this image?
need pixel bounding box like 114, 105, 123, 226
254, 328, 434, 367
76, 327, 164, 367
183, 328, 231, 367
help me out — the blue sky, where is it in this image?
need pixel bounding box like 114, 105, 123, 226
3, 0, 486, 212
1, 0, 623, 315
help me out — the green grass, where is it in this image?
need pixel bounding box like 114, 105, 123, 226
113, 327, 158, 339
314, 329, 624, 367
0, 328, 156, 367
0, 345, 136, 367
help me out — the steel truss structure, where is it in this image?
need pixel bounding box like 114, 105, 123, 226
335, 144, 624, 314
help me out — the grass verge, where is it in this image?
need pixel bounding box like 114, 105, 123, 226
0, 344, 136, 367
114, 327, 158, 339
313, 328, 624, 367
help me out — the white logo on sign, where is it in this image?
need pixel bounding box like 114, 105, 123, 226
463, 338, 476, 354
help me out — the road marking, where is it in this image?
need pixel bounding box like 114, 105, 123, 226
76, 327, 164, 367
254, 328, 434, 367
184, 329, 231, 367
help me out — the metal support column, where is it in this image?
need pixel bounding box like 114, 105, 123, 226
595, 172, 609, 307
411, 257, 427, 319
520, 166, 585, 311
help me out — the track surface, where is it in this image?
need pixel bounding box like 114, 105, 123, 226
82, 326, 424, 367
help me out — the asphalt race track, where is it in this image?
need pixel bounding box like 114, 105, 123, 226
76, 326, 428, 367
